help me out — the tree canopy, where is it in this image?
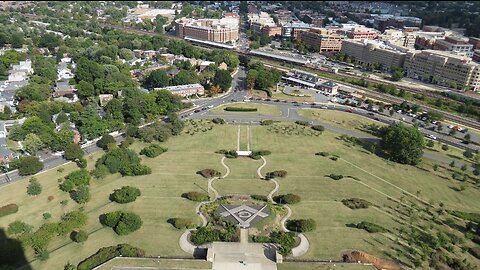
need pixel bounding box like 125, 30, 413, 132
379, 123, 424, 165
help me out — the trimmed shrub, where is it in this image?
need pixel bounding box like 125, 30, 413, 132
190, 223, 238, 245
43, 213, 52, 220
0, 204, 19, 217
77, 244, 145, 270
27, 177, 42, 196
7, 221, 33, 235
197, 169, 221, 178
356, 221, 388, 233
76, 158, 87, 169
96, 134, 116, 150
251, 195, 268, 202
315, 152, 329, 157
311, 125, 325, 132
181, 191, 210, 202
342, 198, 372, 209
225, 150, 238, 158
167, 218, 193, 229
266, 170, 287, 179
91, 165, 109, 179
224, 107, 257, 112
442, 144, 449, 151
64, 143, 84, 161
73, 230, 88, 243
286, 219, 316, 232
212, 118, 225, 124
120, 137, 134, 148
274, 194, 301, 204
327, 174, 344, 180
295, 121, 310, 126
102, 211, 143, 235
250, 150, 271, 159
95, 147, 141, 174
139, 144, 168, 158
252, 231, 296, 256
110, 186, 141, 204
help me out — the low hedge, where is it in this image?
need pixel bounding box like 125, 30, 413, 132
295, 121, 310, 126
224, 107, 258, 112
0, 204, 19, 218
341, 198, 372, 209
77, 244, 145, 270
252, 231, 296, 256
197, 169, 221, 178
266, 170, 287, 179
260, 120, 274, 125
315, 152, 329, 157
181, 192, 210, 202
216, 149, 238, 158
250, 150, 271, 160
251, 195, 268, 202
327, 174, 343, 180
312, 125, 325, 132
286, 218, 316, 232
355, 221, 388, 233
274, 194, 301, 204
139, 144, 167, 158
212, 118, 225, 124
167, 218, 194, 229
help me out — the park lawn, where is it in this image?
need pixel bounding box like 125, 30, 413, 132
298, 108, 386, 135
2, 121, 479, 270
424, 141, 476, 164
278, 263, 375, 270
213, 157, 275, 196
209, 102, 282, 116
97, 258, 212, 270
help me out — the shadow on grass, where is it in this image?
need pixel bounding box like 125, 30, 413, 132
0, 228, 33, 270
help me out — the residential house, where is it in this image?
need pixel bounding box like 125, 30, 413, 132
0, 122, 16, 162
99, 94, 114, 107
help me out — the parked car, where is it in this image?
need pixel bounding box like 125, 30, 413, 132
427, 134, 437, 140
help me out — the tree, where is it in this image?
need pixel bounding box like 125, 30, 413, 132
24, 133, 44, 155
27, 177, 42, 196
64, 143, 84, 161
464, 133, 471, 142
213, 69, 232, 92
96, 134, 116, 150
380, 123, 424, 165
208, 84, 221, 97
109, 186, 141, 204
55, 112, 69, 125
143, 69, 170, 89
172, 70, 198, 85
14, 156, 44, 176
71, 185, 91, 204
73, 230, 88, 243
463, 149, 474, 159
118, 48, 134, 60
102, 211, 143, 235
16, 83, 52, 102
390, 66, 404, 81
426, 140, 435, 147
77, 80, 95, 98
64, 262, 76, 270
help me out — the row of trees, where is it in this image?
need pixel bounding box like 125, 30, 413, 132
246, 62, 282, 96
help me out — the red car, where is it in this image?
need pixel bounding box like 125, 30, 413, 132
347, 108, 353, 113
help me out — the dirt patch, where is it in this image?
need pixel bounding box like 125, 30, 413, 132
342, 250, 407, 270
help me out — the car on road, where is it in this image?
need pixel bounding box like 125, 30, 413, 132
368, 112, 375, 116
347, 108, 353, 113
189, 112, 194, 116
208, 105, 214, 108
274, 99, 280, 102
201, 107, 207, 111
427, 134, 437, 140
265, 98, 271, 101
194, 109, 201, 113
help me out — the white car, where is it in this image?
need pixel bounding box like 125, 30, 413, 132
427, 134, 437, 140
207, 105, 214, 108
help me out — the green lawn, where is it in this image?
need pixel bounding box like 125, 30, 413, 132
209, 102, 282, 116
252, 89, 315, 102
278, 262, 375, 270
2, 121, 479, 270
298, 109, 386, 135
97, 258, 212, 270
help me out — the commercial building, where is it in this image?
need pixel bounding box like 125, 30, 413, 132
273, 9, 293, 24
372, 15, 422, 32
404, 50, 480, 91
297, 28, 346, 52
248, 12, 280, 37
433, 36, 474, 57
341, 39, 407, 70
318, 81, 339, 95
469, 37, 480, 50
175, 16, 239, 44
345, 27, 379, 40
282, 69, 320, 88
282, 21, 311, 39
414, 31, 446, 50
473, 50, 480, 64
155, 83, 205, 97
379, 29, 416, 48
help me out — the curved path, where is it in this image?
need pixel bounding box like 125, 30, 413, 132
179, 157, 229, 255
257, 157, 310, 257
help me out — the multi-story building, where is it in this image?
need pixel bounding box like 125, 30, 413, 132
282, 21, 311, 39
273, 9, 293, 24
473, 50, 480, 64
175, 16, 239, 44
248, 12, 277, 35
297, 28, 346, 52
468, 37, 480, 50
404, 50, 480, 91
433, 36, 474, 57
155, 83, 205, 97
372, 15, 422, 32
379, 29, 416, 48
341, 39, 407, 70
414, 31, 446, 49
262, 25, 282, 37
345, 27, 379, 40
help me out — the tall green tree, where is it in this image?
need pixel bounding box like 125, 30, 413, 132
380, 123, 424, 165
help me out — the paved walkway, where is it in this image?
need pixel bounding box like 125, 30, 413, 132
257, 157, 309, 257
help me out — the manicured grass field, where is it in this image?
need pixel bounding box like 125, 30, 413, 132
209, 102, 282, 116
252, 89, 315, 102
278, 263, 375, 270
2, 121, 479, 270
298, 109, 386, 134
97, 258, 212, 270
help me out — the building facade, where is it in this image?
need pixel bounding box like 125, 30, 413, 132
298, 28, 346, 52
175, 16, 239, 43
341, 39, 407, 70
155, 83, 205, 97
404, 50, 480, 91
346, 27, 379, 40
433, 36, 474, 57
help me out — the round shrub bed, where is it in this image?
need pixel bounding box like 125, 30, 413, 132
181, 191, 210, 202
341, 198, 372, 209
197, 169, 221, 178
167, 218, 194, 229
286, 218, 316, 232
274, 194, 301, 204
